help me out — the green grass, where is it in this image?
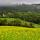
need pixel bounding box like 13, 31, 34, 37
33, 23, 40, 28
0, 26, 40, 40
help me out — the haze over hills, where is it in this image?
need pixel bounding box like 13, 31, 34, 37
0, 4, 40, 12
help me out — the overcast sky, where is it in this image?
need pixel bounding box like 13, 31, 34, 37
0, 0, 40, 5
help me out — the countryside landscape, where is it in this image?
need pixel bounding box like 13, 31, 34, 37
0, 4, 40, 27
0, 3, 40, 40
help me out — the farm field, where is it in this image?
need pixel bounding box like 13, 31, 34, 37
0, 26, 40, 40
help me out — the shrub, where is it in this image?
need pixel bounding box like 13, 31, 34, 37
0, 19, 8, 26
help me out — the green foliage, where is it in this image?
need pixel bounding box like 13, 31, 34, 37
0, 11, 40, 24
0, 5, 40, 27
0, 18, 34, 28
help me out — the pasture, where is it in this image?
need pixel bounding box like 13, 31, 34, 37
0, 26, 40, 40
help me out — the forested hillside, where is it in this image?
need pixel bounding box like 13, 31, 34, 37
0, 4, 40, 27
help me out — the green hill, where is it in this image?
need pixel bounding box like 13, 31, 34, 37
0, 18, 40, 28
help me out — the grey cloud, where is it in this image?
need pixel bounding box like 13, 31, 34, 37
0, 0, 40, 5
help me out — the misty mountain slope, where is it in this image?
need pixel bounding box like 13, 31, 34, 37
0, 4, 40, 12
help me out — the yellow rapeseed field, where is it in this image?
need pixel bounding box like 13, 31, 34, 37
0, 26, 40, 40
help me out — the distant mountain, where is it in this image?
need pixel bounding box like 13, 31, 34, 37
0, 4, 40, 12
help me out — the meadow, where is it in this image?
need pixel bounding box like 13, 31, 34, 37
0, 26, 40, 40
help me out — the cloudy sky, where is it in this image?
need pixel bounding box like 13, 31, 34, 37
0, 0, 40, 5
